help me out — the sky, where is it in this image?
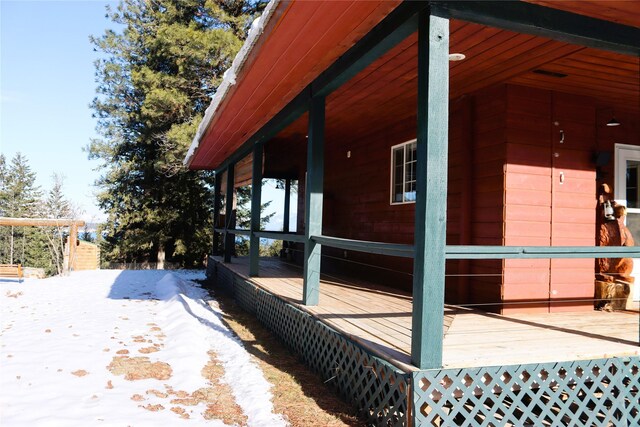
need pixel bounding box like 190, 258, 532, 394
1, 269, 287, 425
0, 0, 294, 227
1, 0, 116, 222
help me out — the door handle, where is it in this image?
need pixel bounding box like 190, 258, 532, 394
559, 130, 565, 144
559, 171, 565, 185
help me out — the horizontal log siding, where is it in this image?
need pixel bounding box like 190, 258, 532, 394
322, 97, 417, 290
468, 85, 507, 309
503, 85, 552, 313
262, 81, 638, 314
549, 92, 597, 312
446, 97, 473, 303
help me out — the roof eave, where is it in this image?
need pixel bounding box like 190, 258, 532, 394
184, 0, 281, 169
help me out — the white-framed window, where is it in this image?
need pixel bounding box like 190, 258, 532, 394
614, 143, 640, 302
390, 139, 417, 204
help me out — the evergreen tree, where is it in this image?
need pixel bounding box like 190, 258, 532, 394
0, 153, 42, 264
41, 174, 74, 275
234, 184, 274, 255
89, 0, 265, 267
0, 155, 9, 264
0, 154, 7, 214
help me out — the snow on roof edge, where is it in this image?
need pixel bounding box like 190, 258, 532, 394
184, 0, 280, 168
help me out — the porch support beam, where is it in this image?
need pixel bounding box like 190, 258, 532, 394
431, 0, 639, 56
223, 163, 235, 263
212, 174, 222, 256
412, 10, 449, 370
214, 2, 429, 176
312, 1, 426, 98
249, 143, 263, 276
283, 178, 291, 233
303, 96, 325, 306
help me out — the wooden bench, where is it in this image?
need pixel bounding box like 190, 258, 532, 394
0, 264, 23, 282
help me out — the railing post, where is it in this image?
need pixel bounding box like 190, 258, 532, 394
224, 163, 235, 263
303, 96, 325, 305
283, 178, 291, 233
249, 143, 263, 276
412, 9, 449, 370
212, 174, 222, 256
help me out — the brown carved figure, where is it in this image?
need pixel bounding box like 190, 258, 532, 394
597, 205, 634, 283
596, 202, 635, 311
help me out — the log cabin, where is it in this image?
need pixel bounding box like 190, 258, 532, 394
186, 1, 639, 425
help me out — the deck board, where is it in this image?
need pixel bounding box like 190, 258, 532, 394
215, 257, 639, 372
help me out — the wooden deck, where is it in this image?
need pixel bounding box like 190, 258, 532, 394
214, 256, 640, 372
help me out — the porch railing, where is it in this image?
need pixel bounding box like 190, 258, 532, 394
215, 228, 640, 260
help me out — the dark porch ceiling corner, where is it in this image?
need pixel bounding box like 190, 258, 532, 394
525, 0, 640, 28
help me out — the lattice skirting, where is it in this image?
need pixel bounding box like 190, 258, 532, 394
207, 259, 640, 426
209, 260, 410, 426
413, 357, 640, 426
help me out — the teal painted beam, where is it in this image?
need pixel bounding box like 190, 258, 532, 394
216, 233, 640, 260
303, 96, 325, 306
214, 3, 429, 176
311, 235, 413, 258
214, 87, 311, 175
223, 163, 235, 263
283, 178, 291, 233
212, 175, 222, 255
445, 245, 640, 259
431, 0, 639, 56
411, 10, 449, 371
312, 1, 425, 98
249, 143, 263, 276
215, 228, 250, 236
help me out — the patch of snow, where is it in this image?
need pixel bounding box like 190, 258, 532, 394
0, 270, 287, 426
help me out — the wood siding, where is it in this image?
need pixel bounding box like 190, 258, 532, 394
71, 241, 100, 271
264, 83, 638, 313
503, 85, 552, 313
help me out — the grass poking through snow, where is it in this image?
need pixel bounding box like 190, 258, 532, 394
205, 284, 365, 427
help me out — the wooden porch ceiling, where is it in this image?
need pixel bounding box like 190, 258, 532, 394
525, 0, 640, 28
189, 1, 639, 170
274, 18, 639, 144
189, 0, 402, 169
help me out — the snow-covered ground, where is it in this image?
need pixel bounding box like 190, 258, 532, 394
0, 270, 288, 427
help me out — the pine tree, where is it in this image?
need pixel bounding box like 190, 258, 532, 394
0, 153, 42, 264
40, 174, 74, 275
0, 154, 9, 263
89, 0, 265, 267
234, 185, 274, 255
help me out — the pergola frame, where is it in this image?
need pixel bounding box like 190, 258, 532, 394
0, 217, 86, 274
209, 1, 640, 370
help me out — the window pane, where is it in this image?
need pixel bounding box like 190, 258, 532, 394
391, 141, 417, 203
404, 142, 417, 202
627, 162, 639, 209
392, 147, 404, 202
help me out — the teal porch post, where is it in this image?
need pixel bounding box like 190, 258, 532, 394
212, 174, 222, 256
249, 143, 263, 276
303, 96, 325, 305
411, 10, 449, 370
224, 163, 235, 263
283, 178, 291, 233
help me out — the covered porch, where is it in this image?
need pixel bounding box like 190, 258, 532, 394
188, 1, 640, 424
213, 256, 639, 371
209, 255, 639, 426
